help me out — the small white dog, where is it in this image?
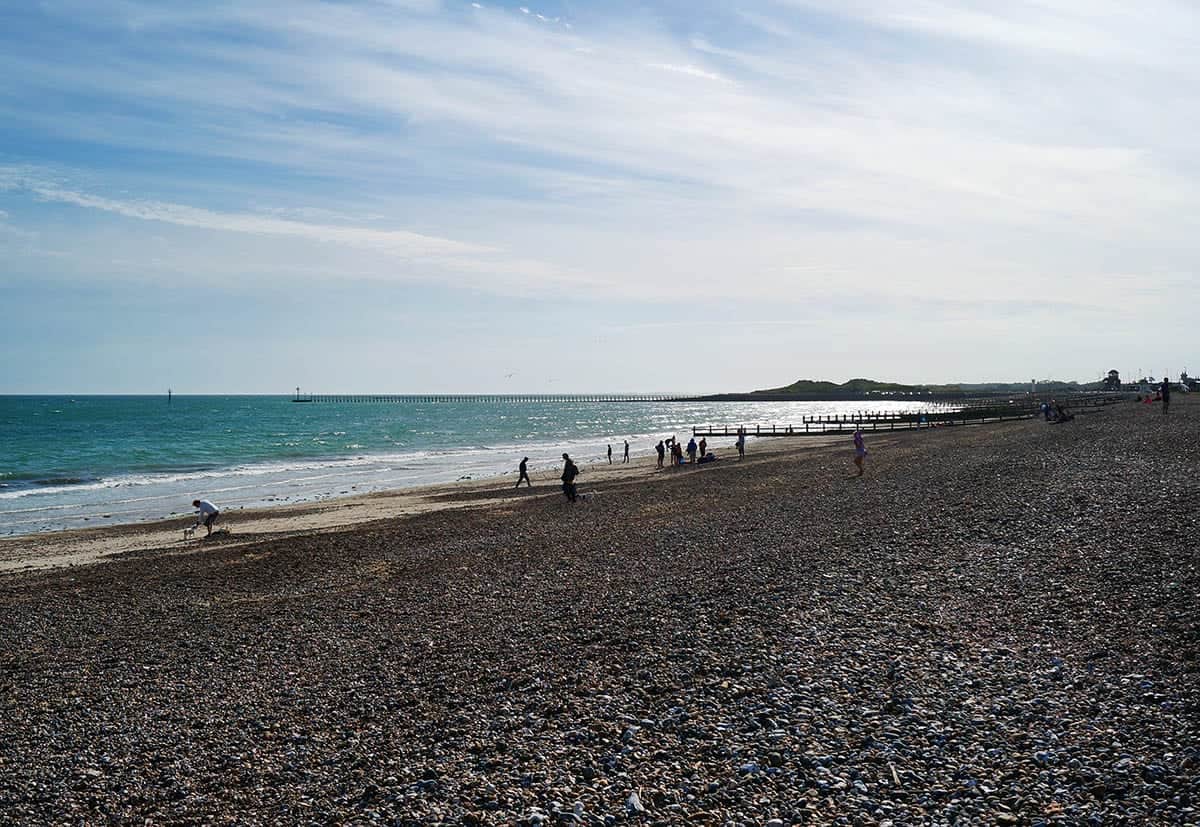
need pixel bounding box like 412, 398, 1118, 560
183, 525, 197, 539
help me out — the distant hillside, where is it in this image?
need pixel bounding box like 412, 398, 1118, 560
750, 378, 1100, 396
752, 378, 926, 395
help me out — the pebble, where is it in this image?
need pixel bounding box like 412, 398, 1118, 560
0, 400, 1196, 823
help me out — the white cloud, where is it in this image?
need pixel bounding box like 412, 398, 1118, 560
0, 0, 1196, 317
12, 178, 491, 257
647, 63, 730, 83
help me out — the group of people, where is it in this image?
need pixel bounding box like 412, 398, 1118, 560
534, 423, 868, 503
518, 452, 583, 501
654, 436, 702, 467
1139, 378, 1172, 414
653, 429, 747, 468
1040, 400, 1075, 423
192, 425, 867, 530
606, 440, 631, 464
521, 428, 756, 504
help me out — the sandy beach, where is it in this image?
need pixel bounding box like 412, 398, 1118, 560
0, 435, 843, 572
0, 400, 1196, 824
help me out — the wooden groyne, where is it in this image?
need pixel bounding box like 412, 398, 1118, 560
692, 393, 1127, 437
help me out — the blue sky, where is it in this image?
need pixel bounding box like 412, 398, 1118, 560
1, 0, 1196, 393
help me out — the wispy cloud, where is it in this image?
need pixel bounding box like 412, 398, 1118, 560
0, 1, 1195, 328
6, 172, 492, 257
647, 62, 731, 83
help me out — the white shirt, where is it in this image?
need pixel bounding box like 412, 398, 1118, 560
195, 499, 219, 516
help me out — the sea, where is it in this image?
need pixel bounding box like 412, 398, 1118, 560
0, 395, 940, 536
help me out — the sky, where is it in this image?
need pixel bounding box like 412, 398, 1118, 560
0, 0, 1196, 393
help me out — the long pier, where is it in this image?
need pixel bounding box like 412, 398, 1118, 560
293, 393, 681, 404
692, 393, 1126, 437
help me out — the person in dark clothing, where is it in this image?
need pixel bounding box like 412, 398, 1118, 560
655, 440, 665, 469
560, 453, 579, 502
515, 457, 531, 488
607, 444, 613, 464
1162, 378, 1171, 415
623, 440, 630, 463
698, 437, 707, 458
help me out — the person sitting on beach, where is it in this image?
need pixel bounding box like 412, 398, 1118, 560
515, 457, 532, 488
560, 453, 579, 502
190, 498, 220, 537
698, 452, 718, 464
853, 428, 867, 477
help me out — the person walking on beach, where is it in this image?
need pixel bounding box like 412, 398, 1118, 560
515, 457, 532, 488
623, 440, 630, 464
655, 440, 665, 469
1161, 377, 1171, 415
853, 427, 867, 477
190, 498, 220, 536
607, 444, 613, 464
560, 453, 579, 502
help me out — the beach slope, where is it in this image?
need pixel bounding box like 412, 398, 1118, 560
0, 401, 1196, 823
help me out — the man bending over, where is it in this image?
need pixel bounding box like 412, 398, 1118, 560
190, 499, 221, 537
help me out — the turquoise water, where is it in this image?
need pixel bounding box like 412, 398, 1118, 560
0, 395, 936, 536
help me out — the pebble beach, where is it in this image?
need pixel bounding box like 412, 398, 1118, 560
1, 399, 1197, 825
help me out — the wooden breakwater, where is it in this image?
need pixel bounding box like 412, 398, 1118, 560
691, 392, 1128, 437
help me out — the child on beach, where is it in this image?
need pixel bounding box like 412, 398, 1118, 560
853, 428, 866, 477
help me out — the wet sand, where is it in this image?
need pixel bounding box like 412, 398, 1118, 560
0, 436, 844, 572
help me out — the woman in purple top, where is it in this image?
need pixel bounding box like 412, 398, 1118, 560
853, 427, 867, 477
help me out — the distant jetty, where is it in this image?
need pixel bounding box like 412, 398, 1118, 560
292, 393, 684, 404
